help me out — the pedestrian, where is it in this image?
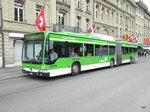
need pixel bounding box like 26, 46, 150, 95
144, 50, 147, 57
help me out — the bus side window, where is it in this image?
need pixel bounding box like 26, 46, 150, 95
134, 48, 137, 53
95, 45, 100, 56
84, 44, 93, 56
129, 47, 131, 54
101, 45, 108, 56
53, 41, 67, 58
125, 47, 129, 54
132, 48, 134, 53
109, 46, 115, 55
68, 43, 83, 57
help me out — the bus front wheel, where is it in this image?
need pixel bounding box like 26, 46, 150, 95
71, 63, 80, 76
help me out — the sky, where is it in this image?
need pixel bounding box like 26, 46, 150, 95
135, 0, 150, 11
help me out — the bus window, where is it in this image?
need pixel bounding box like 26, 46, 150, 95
134, 48, 137, 53
101, 45, 108, 56
125, 47, 129, 54
23, 40, 44, 64
84, 44, 93, 56
131, 48, 134, 53
68, 43, 83, 57
95, 45, 108, 56
53, 42, 66, 57
128, 47, 131, 54
95, 45, 100, 56
109, 46, 115, 55
45, 41, 67, 64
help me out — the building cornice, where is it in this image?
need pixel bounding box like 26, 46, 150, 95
136, 0, 148, 11
126, 0, 137, 7
103, 0, 117, 8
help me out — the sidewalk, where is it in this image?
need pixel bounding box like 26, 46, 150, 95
0, 66, 26, 81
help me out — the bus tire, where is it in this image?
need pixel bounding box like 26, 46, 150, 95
110, 59, 114, 68
71, 63, 80, 76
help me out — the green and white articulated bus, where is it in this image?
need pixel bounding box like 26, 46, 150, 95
14, 31, 138, 77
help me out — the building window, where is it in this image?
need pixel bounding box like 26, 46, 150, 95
97, 27, 100, 33
95, 5, 99, 19
125, 17, 128, 27
116, 13, 118, 24
104, 29, 109, 35
58, 12, 65, 25
36, 5, 42, 17
120, 28, 122, 38
86, 19, 90, 30
86, 0, 90, 11
77, 16, 81, 28
126, 4, 128, 12
116, 0, 119, 5
116, 28, 118, 37
101, 7, 104, 20
14, 1, 24, 22
132, 21, 134, 28
76, 0, 81, 8
120, 2, 122, 8
120, 16, 122, 25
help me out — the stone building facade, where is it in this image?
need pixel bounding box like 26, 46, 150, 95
135, 0, 148, 43
0, 0, 150, 67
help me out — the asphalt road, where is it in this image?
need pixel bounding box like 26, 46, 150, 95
0, 57, 150, 112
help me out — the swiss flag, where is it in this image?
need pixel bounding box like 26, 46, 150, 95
35, 8, 46, 31
134, 35, 139, 43
87, 23, 96, 33
128, 34, 134, 42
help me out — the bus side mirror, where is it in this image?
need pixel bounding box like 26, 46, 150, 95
13, 38, 24, 47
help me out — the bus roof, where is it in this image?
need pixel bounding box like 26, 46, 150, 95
120, 41, 138, 48
25, 31, 116, 42
52, 32, 116, 42
25, 32, 138, 47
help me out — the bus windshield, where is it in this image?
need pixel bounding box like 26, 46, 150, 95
22, 40, 44, 64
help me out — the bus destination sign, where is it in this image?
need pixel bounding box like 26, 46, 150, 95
24, 32, 44, 40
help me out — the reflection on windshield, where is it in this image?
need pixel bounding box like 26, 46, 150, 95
22, 41, 44, 64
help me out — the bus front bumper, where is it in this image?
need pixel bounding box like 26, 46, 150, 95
22, 68, 50, 77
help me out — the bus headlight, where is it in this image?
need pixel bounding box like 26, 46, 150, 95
39, 70, 49, 73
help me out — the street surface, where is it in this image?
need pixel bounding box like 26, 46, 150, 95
0, 57, 150, 112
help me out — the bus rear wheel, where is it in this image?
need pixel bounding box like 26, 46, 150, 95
71, 63, 80, 76
110, 59, 114, 68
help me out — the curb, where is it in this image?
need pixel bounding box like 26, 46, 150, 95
0, 75, 29, 81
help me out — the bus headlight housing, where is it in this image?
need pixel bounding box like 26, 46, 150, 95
39, 70, 49, 73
